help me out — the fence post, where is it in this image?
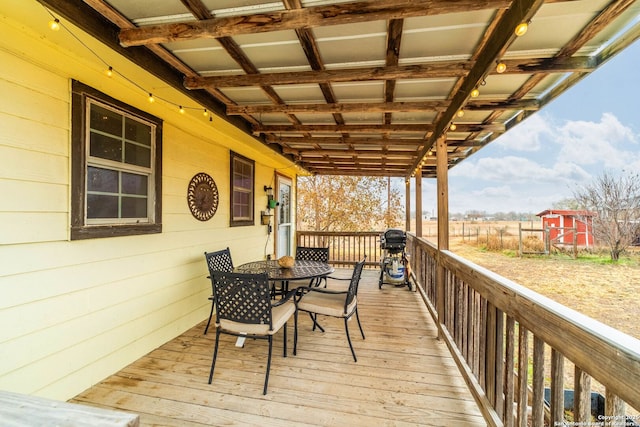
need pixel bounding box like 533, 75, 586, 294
518, 223, 523, 257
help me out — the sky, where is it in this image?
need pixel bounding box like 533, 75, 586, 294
407, 38, 640, 217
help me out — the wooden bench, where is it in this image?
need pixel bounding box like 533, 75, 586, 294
0, 390, 139, 426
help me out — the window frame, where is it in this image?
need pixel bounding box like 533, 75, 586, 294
229, 151, 255, 227
71, 80, 162, 240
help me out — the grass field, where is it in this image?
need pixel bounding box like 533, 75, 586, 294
422, 220, 640, 340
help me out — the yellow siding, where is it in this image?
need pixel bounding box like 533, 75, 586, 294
0, 0, 296, 400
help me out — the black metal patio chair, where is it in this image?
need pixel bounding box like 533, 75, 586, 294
294, 256, 366, 362
208, 271, 296, 395
295, 246, 330, 287
203, 248, 234, 334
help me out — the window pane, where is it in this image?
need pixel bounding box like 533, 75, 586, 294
233, 191, 250, 218
124, 142, 151, 167
125, 117, 151, 146
90, 104, 122, 137
122, 197, 147, 218
122, 172, 148, 195
90, 132, 122, 162
87, 194, 118, 218
87, 167, 118, 193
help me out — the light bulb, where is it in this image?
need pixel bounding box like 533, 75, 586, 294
49, 19, 60, 31
179, 106, 185, 114
105, 66, 113, 77
496, 62, 507, 73
471, 88, 480, 98
203, 109, 209, 117
148, 93, 155, 103
450, 123, 457, 131
457, 109, 464, 118
515, 22, 528, 37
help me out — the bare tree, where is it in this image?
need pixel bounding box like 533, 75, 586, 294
296, 176, 403, 231
573, 170, 640, 260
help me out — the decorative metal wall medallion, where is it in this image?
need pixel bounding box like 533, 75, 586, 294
187, 172, 219, 221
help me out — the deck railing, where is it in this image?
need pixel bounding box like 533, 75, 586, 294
406, 233, 640, 427
295, 230, 383, 268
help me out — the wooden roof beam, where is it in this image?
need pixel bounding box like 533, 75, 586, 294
185, 57, 594, 89
254, 123, 505, 134
229, 98, 538, 115
265, 136, 428, 145
119, 0, 511, 46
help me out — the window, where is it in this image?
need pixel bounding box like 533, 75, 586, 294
230, 151, 254, 226
71, 80, 162, 239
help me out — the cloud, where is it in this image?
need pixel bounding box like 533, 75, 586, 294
555, 113, 638, 168
451, 155, 588, 184
492, 113, 554, 152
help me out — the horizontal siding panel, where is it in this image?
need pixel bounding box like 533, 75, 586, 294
0, 261, 207, 343
0, 113, 68, 156
0, 243, 208, 308
0, 77, 68, 129
0, 290, 208, 396
0, 212, 67, 244
0, 180, 67, 212
0, 47, 69, 104
0, 272, 207, 375
163, 127, 228, 166
0, 145, 67, 184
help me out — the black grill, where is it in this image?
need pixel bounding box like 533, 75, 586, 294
380, 228, 406, 253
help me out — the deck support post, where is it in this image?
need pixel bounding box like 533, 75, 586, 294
415, 169, 423, 237
436, 135, 449, 340
405, 178, 411, 232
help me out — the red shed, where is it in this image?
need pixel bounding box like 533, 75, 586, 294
536, 209, 595, 247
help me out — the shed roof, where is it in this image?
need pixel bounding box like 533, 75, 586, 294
536, 209, 597, 217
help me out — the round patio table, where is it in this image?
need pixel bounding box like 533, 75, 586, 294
235, 259, 334, 296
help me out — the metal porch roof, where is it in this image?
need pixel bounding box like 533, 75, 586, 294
40, 0, 640, 177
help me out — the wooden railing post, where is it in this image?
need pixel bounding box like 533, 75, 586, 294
436, 135, 448, 339
416, 169, 423, 238
405, 178, 411, 232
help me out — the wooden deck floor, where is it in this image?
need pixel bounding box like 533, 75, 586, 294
71, 269, 487, 426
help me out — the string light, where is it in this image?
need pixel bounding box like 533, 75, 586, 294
470, 88, 480, 98
49, 18, 60, 31
42, 7, 216, 126
496, 61, 507, 74
449, 123, 457, 131
457, 109, 464, 118
515, 22, 529, 37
